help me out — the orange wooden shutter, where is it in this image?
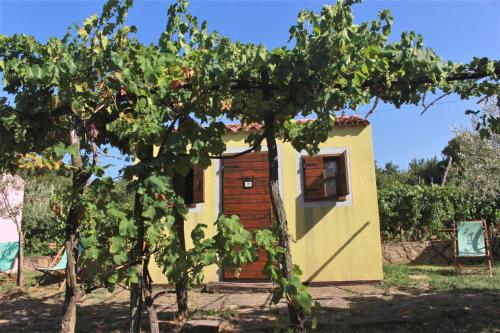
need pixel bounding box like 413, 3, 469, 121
337, 151, 349, 200
192, 165, 204, 204
302, 156, 326, 201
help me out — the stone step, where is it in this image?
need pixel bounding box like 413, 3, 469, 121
181, 319, 222, 333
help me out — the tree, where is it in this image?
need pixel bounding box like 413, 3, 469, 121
407, 157, 445, 185
466, 95, 500, 138
50, 3, 262, 331
376, 157, 452, 189
445, 133, 499, 202
165, 0, 499, 329
443, 98, 500, 218
78, 20, 229, 329
376, 161, 408, 190
378, 99, 500, 242
21, 173, 69, 256
0, 174, 25, 287
0, 0, 137, 330
377, 136, 500, 242
1, 2, 261, 332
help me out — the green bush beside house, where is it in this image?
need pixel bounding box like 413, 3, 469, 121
378, 184, 499, 242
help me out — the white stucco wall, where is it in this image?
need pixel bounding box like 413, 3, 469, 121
0, 174, 25, 243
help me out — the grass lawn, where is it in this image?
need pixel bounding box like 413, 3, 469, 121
0, 271, 40, 294
383, 264, 500, 292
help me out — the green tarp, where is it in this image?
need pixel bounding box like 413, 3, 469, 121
0, 241, 19, 272
37, 250, 67, 272
37, 245, 83, 272
457, 221, 486, 257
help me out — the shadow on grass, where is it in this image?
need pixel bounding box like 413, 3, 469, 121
228, 290, 500, 333
316, 290, 500, 333
0, 285, 498, 333
0, 289, 179, 333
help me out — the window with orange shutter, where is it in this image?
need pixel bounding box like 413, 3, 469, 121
180, 166, 204, 206
302, 152, 349, 202
191, 165, 204, 205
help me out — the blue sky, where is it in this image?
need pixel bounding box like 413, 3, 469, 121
1, 0, 499, 175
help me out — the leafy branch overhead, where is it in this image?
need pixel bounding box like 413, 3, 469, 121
163, 0, 499, 152
2, 0, 497, 167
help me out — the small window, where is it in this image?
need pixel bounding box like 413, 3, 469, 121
302, 152, 349, 202
178, 165, 204, 206
323, 157, 339, 196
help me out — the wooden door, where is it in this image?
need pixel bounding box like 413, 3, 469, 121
222, 152, 271, 280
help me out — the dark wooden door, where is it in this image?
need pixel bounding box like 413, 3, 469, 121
222, 152, 271, 280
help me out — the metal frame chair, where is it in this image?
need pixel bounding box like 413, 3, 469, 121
35, 245, 67, 290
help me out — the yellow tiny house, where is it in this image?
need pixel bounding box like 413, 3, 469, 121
149, 116, 383, 284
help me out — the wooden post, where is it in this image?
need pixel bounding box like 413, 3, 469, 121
16, 226, 24, 288
441, 156, 452, 186
482, 220, 494, 277
452, 222, 459, 272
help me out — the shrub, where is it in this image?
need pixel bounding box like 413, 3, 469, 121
22, 177, 66, 256
378, 184, 499, 242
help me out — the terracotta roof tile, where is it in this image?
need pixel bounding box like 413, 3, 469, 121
224, 115, 368, 133
224, 123, 265, 133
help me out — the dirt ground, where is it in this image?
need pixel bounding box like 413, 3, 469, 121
0, 280, 499, 333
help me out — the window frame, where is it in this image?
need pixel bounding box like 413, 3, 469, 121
302, 152, 349, 203
179, 165, 205, 208
322, 155, 341, 200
